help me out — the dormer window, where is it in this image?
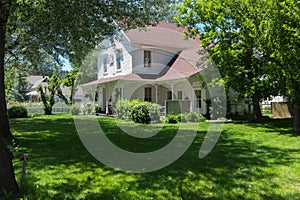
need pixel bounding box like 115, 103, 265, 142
103, 56, 108, 74
144, 50, 151, 67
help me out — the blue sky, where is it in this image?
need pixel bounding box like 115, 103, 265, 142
61, 57, 72, 71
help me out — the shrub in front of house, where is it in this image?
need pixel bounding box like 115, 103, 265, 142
165, 114, 179, 124
146, 102, 161, 122
177, 113, 188, 123
165, 112, 206, 123
8, 106, 28, 118
185, 112, 206, 122
131, 102, 151, 124
70, 106, 80, 115
198, 113, 206, 122
115, 99, 161, 123
114, 99, 131, 120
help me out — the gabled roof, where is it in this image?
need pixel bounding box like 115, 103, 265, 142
26, 75, 49, 89
125, 22, 199, 49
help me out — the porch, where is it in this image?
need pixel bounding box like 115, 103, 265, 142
93, 80, 206, 116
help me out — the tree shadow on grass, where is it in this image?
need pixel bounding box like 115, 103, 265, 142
10, 116, 300, 199
133, 129, 300, 200
228, 118, 298, 136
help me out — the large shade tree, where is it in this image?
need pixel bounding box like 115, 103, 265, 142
259, 0, 300, 133
0, 0, 172, 196
175, 0, 281, 120
175, 0, 300, 131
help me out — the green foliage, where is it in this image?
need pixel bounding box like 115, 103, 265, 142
147, 102, 161, 122
70, 106, 80, 115
165, 112, 206, 123
95, 105, 101, 114
8, 106, 28, 118
115, 99, 161, 123
131, 103, 151, 124
114, 99, 131, 120
8, 72, 30, 102
178, 113, 188, 122
175, 0, 286, 120
165, 114, 179, 124
186, 112, 205, 122
61, 68, 81, 105
128, 99, 142, 108
37, 74, 62, 115
176, 0, 300, 127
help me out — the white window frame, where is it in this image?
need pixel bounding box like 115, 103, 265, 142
116, 49, 123, 71
103, 55, 108, 74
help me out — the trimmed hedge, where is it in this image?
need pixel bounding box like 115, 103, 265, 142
8, 106, 28, 118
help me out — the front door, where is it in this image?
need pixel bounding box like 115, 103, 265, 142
144, 87, 152, 102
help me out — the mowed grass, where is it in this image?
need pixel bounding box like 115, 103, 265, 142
9, 115, 300, 200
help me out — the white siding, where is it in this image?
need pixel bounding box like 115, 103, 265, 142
97, 32, 133, 79
132, 48, 177, 75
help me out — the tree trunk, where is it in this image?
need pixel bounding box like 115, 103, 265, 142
291, 101, 300, 134
0, 139, 19, 197
252, 91, 262, 121
0, 5, 19, 196
70, 80, 75, 105
44, 106, 53, 115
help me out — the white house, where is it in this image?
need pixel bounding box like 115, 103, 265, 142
26, 75, 84, 103
82, 22, 248, 116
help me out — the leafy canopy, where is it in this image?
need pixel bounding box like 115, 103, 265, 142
175, 0, 299, 102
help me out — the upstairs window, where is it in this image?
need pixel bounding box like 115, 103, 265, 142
144, 50, 151, 67
103, 56, 108, 74
116, 49, 123, 70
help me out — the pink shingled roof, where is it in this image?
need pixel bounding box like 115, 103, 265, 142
125, 22, 199, 49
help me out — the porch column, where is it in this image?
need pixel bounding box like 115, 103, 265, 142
98, 86, 101, 107
98, 87, 104, 111
191, 87, 194, 112
105, 85, 109, 115
155, 85, 158, 104
92, 87, 95, 112
171, 85, 174, 100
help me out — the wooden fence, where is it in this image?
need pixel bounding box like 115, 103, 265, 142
8, 105, 70, 114
271, 102, 292, 118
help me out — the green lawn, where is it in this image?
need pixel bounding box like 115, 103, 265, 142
9, 115, 300, 200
